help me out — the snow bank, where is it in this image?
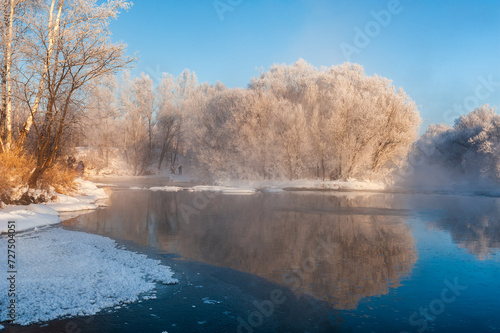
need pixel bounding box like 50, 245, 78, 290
220, 187, 256, 195
93, 183, 117, 187
188, 185, 227, 192
0, 227, 178, 325
26, 204, 59, 216
188, 185, 257, 195
0, 210, 61, 233
45, 196, 96, 212
185, 180, 383, 194
74, 179, 109, 201
1, 179, 110, 233
46, 179, 108, 212
149, 186, 183, 192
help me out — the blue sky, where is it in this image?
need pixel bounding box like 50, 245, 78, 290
109, 0, 500, 131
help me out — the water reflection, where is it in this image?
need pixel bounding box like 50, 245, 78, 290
65, 190, 417, 310
425, 196, 500, 260
60, 189, 500, 332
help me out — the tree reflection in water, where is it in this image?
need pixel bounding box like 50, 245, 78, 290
66, 190, 418, 310
425, 195, 500, 260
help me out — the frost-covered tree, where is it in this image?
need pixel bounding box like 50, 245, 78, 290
69, 59, 421, 182
111, 69, 200, 175
83, 75, 119, 167
9, 0, 134, 186
155, 73, 179, 170
191, 60, 420, 181
182, 81, 226, 175
412, 105, 500, 186
118, 72, 156, 175
191, 88, 243, 179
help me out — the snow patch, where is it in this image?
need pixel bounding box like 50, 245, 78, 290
93, 183, 117, 187
149, 186, 183, 192
0, 228, 178, 325
1, 179, 110, 233
188, 185, 225, 192
188, 185, 256, 195
263, 188, 284, 193
220, 187, 256, 195
26, 204, 59, 216
45, 202, 96, 212
74, 179, 109, 200
46, 179, 109, 212
202, 297, 221, 304
186, 179, 384, 194
0, 210, 61, 233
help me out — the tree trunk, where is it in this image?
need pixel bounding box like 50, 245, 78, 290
28, 166, 44, 188
17, 0, 64, 149
171, 138, 179, 172
4, 0, 16, 151
0, 69, 6, 150
28, 88, 74, 189
105, 133, 109, 168
158, 140, 168, 170
321, 155, 325, 181
158, 127, 173, 170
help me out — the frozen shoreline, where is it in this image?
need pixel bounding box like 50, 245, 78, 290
114, 176, 500, 198
0, 179, 109, 233
118, 177, 387, 195
0, 178, 178, 328
0, 228, 177, 326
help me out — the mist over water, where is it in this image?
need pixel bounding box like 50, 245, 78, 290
399, 106, 500, 195
399, 162, 500, 196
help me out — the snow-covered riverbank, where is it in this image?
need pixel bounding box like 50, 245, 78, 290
0, 178, 178, 328
0, 179, 108, 233
127, 178, 387, 195
0, 228, 177, 326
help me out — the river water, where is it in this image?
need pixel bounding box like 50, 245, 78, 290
25, 185, 500, 332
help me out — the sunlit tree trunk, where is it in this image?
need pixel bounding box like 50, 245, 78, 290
17, 0, 64, 149
2, 0, 16, 151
